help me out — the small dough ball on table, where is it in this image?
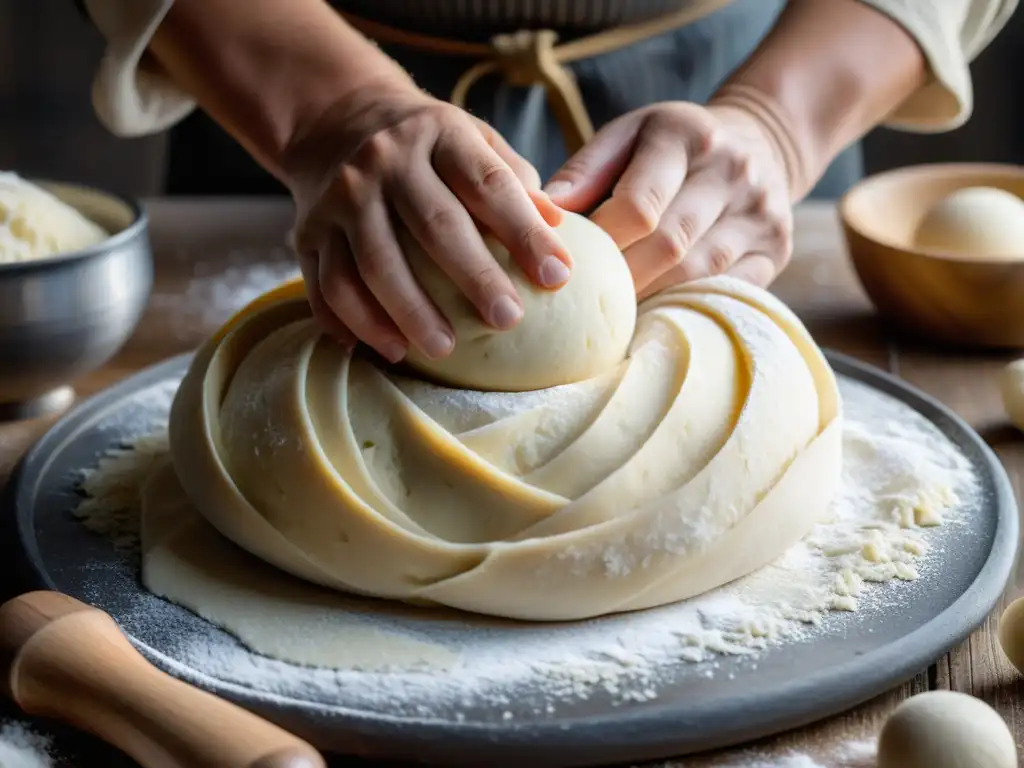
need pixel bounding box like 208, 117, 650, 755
1001, 359, 1024, 431
402, 211, 637, 391
0, 171, 109, 263
999, 596, 1024, 672
877, 691, 1016, 768
913, 186, 1024, 260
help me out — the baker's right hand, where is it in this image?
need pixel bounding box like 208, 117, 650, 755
282, 80, 572, 364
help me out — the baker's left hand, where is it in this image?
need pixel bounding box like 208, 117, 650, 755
544, 102, 793, 298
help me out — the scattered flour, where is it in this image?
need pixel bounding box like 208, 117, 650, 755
148, 247, 299, 340
71, 372, 980, 748
0, 722, 54, 768
701, 738, 878, 767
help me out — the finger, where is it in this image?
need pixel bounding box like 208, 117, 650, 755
623, 167, 732, 293
296, 249, 357, 347
637, 218, 756, 300
317, 231, 408, 363
589, 138, 690, 251
543, 112, 644, 212
726, 253, 778, 287
388, 159, 525, 331
471, 116, 563, 227
434, 125, 573, 290
346, 193, 455, 360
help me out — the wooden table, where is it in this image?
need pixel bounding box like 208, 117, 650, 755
0, 199, 1021, 767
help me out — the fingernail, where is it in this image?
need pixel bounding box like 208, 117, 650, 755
489, 295, 523, 329
421, 331, 454, 359
543, 180, 572, 199
538, 256, 571, 287
381, 341, 407, 364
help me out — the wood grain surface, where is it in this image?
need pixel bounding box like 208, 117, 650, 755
0, 200, 1020, 767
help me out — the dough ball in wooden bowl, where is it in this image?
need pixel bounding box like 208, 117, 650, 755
840, 163, 1024, 348
877, 691, 1016, 768
400, 211, 638, 391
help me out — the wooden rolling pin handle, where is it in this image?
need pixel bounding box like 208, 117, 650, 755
0, 591, 326, 768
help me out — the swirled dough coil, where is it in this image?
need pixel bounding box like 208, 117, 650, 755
168, 243, 843, 622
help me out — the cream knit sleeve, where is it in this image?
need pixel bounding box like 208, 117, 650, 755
83, 0, 1017, 137
83, 0, 194, 136
856, 0, 1019, 130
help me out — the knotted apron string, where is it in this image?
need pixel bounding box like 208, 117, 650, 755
340, 0, 733, 155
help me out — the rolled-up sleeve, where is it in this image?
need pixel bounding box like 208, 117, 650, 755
80, 0, 195, 136
857, 0, 1019, 131
79, 0, 1018, 137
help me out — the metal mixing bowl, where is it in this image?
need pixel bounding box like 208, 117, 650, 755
0, 180, 153, 421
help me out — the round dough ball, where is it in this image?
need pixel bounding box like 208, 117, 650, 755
1001, 359, 1024, 432
402, 211, 637, 391
913, 186, 1024, 260
999, 596, 1024, 672
877, 691, 1016, 768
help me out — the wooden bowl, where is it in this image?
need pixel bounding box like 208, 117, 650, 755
839, 163, 1024, 348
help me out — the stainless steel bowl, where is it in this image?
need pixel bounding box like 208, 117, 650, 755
0, 180, 153, 421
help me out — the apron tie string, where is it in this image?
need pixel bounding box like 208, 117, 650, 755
341, 0, 732, 156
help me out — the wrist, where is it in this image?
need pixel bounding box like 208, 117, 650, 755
149, 0, 414, 182
709, 0, 926, 200
707, 86, 809, 202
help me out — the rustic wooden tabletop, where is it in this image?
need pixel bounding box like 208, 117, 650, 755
0, 199, 1021, 767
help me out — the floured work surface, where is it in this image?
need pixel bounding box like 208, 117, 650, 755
4, 352, 1017, 767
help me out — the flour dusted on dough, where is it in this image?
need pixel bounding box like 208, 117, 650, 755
0, 721, 55, 768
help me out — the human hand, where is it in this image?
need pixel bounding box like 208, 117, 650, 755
544, 101, 793, 299
284, 80, 572, 363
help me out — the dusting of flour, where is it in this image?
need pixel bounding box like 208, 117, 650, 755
0, 721, 55, 768
75, 374, 979, 724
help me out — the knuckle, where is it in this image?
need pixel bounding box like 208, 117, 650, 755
356, 131, 395, 166
707, 245, 734, 275
353, 245, 392, 287
650, 225, 689, 266
748, 183, 769, 212
731, 152, 754, 184
468, 263, 507, 302
617, 190, 662, 235
514, 220, 548, 255
473, 162, 519, 200
419, 206, 461, 243
394, 300, 436, 331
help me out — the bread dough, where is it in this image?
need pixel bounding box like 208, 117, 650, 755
913, 186, 1024, 260
1001, 359, 1024, 432
877, 691, 1017, 768
166, 269, 843, 622
140, 458, 459, 670
402, 211, 637, 391
0, 172, 109, 263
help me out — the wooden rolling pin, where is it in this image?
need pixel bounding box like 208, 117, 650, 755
0, 590, 326, 768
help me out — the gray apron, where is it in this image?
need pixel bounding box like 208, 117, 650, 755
166, 0, 861, 198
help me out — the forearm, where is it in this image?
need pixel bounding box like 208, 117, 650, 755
147, 0, 412, 181
710, 0, 927, 200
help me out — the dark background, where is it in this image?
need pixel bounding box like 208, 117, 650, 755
2, 0, 1023, 200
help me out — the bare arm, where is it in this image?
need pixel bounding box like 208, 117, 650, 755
710, 0, 929, 199
145, 0, 412, 181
